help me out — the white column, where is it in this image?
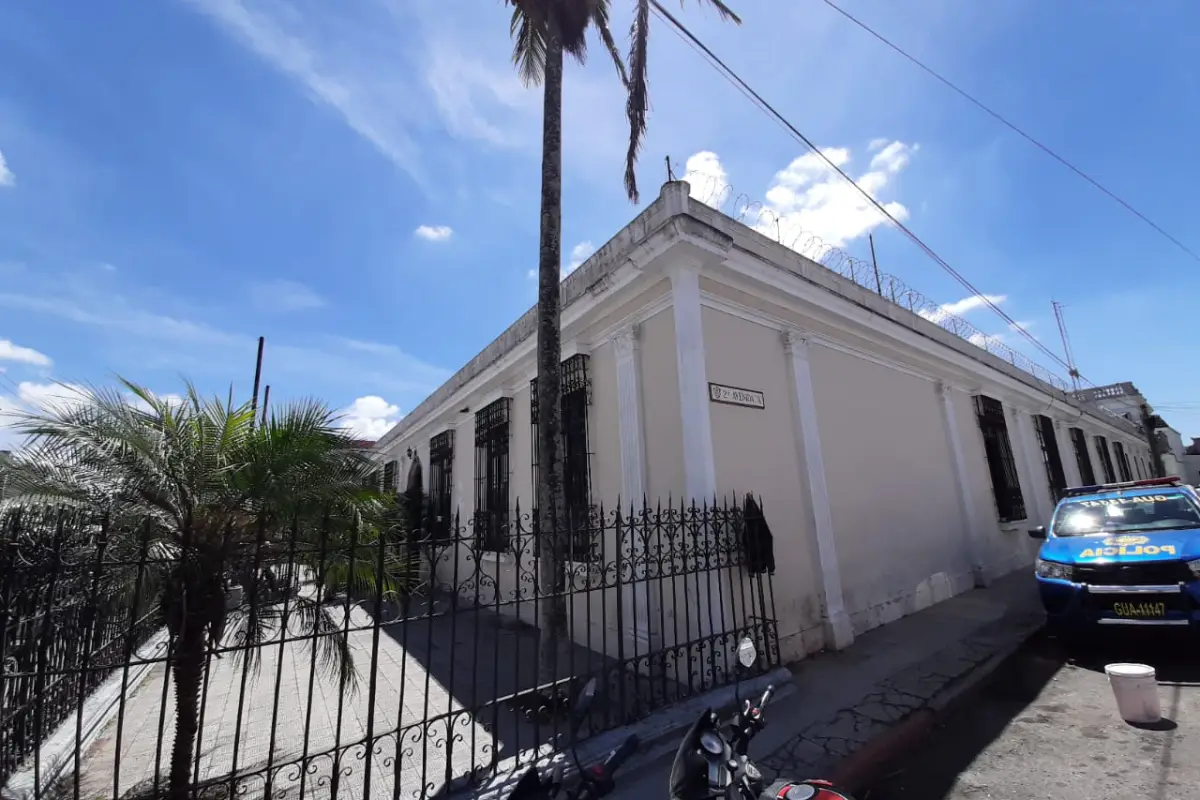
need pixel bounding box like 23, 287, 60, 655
667, 263, 717, 502
1054, 420, 1081, 487
937, 382, 987, 587
1011, 406, 1047, 524
612, 325, 652, 646
667, 263, 721, 653
783, 329, 853, 650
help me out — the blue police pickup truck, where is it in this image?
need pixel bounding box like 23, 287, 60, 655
1029, 476, 1200, 632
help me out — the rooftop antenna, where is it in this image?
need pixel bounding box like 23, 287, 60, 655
1052, 300, 1081, 392
665, 155, 675, 182
250, 336, 265, 427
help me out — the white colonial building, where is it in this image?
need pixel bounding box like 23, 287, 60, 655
372, 180, 1152, 663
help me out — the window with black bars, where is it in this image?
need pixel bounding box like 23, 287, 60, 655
363, 467, 382, 491
382, 460, 398, 494
1033, 415, 1067, 502
1069, 428, 1095, 485
974, 395, 1027, 522
1113, 441, 1132, 482
429, 430, 455, 540
475, 398, 511, 552
530, 354, 594, 559
1094, 435, 1117, 483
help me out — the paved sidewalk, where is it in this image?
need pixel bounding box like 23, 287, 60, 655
612, 569, 1044, 798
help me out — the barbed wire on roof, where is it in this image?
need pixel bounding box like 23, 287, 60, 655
675, 168, 1075, 394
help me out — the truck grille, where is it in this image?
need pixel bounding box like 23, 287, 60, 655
1075, 561, 1193, 586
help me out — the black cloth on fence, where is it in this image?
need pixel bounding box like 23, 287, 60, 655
741, 493, 775, 575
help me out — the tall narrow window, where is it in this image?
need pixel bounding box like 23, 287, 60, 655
382, 460, 398, 494
475, 398, 511, 552
1033, 415, 1067, 502
1094, 435, 1117, 483
1113, 441, 1132, 482
1069, 428, 1095, 485
974, 395, 1027, 522
531, 354, 594, 559
429, 430, 455, 539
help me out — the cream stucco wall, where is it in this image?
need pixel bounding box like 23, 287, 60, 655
700, 306, 823, 656
638, 308, 686, 501
807, 345, 972, 633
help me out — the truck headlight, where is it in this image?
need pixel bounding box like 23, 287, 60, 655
1188, 560, 1200, 579
1036, 559, 1075, 581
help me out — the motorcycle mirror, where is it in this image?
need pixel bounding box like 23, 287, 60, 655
736, 636, 758, 670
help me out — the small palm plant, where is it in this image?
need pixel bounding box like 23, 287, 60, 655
0, 379, 405, 799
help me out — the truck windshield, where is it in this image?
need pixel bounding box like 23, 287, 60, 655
1052, 491, 1200, 536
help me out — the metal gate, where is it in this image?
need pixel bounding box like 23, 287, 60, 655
0, 497, 777, 799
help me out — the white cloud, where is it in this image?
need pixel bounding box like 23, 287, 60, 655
0, 382, 191, 451
414, 224, 453, 242
338, 395, 402, 440
0, 339, 51, 367
683, 151, 730, 209
181, 0, 428, 182
563, 241, 595, 275
918, 293, 1007, 325
0, 149, 13, 187
125, 391, 186, 413
0, 277, 448, 398
248, 279, 325, 312
754, 140, 917, 251
15, 381, 92, 414
424, 38, 538, 147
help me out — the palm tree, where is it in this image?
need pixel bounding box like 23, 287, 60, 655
0, 379, 403, 799
505, 0, 626, 688
505, 0, 739, 688
625, 0, 741, 202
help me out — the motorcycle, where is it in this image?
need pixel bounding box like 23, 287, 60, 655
510, 636, 856, 800
668, 636, 857, 800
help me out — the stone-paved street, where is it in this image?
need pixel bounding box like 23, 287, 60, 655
75, 596, 610, 800
866, 632, 1200, 799
755, 610, 1043, 782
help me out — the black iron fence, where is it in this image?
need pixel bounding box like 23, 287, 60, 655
0, 497, 777, 800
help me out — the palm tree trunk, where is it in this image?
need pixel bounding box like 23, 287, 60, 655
535, 30, 572, 690
167, 603, 207, 799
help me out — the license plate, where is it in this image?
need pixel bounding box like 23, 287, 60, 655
1111, 601, 1168, 619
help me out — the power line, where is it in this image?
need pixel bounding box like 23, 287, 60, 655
647, 0, 1085, 381
820, 0, 1200, 266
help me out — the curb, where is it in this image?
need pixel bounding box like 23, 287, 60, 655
827, 625, 1041, 793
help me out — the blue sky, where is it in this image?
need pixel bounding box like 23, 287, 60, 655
1, 0, 1198, 447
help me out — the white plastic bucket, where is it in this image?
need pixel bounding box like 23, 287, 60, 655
1104, 663, 1161, 724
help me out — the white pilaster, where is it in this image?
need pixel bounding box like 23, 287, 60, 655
612, 325, 652, 646
1054, 419, 1081, 487
783, 329, 853, 650
1011, 406, 1047, 524
667, 262, 720, 650
937, 382, 987, 587
667, 263, 717, 502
